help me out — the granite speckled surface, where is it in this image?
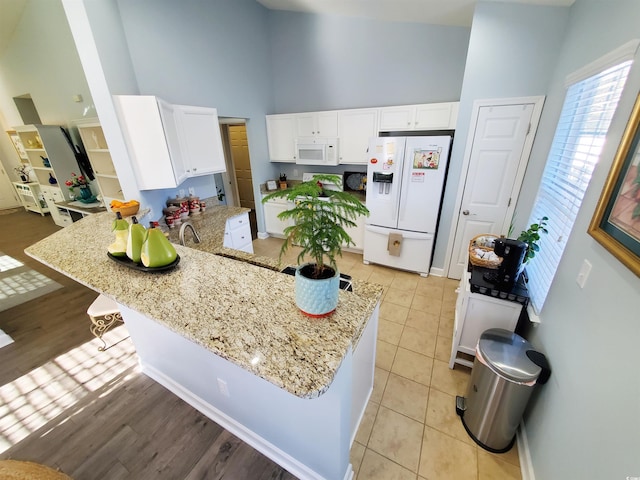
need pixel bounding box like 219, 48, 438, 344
25, 206, 383, 399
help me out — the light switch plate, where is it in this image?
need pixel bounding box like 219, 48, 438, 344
576, 259, 592, 288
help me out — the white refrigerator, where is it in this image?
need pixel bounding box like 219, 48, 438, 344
363, 135, 452, 276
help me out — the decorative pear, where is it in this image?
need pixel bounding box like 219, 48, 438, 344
140, 223, 177, 268
108, 212, 128, 257
126, 216, 146, 264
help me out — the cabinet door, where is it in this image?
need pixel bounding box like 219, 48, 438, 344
414, 103, 455, 130
266, 115, 296, 162
263, 200, 294, 236
157, 99, 189, 185
378, 106, 415, 131
458, 296, 522, 353
343, 212, 365, 250
175, 105, 226, 176
338, 109, 378, 165
296, 111, 338, 137
113, 95, 179, 190
315, 111, 338, 137
295, 113, 316, 137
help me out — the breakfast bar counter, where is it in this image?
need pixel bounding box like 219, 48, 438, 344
25, 206, 382, 480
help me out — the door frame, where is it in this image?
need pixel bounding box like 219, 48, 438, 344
443, 96, 545, 278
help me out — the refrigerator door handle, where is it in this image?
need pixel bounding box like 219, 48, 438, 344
365, 224, 433, 240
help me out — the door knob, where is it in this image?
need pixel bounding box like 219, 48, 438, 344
462, 210, 470, 215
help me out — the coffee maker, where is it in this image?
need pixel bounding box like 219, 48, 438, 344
483, 238, 528, 290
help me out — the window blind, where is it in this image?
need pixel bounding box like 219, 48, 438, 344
525, 60, 632, 312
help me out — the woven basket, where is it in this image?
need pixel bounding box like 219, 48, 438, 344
468, 234, 502, 269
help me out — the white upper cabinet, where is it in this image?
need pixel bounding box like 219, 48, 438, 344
266, 102, 459, 163
337, 108, 378, 165
295, 111, 338, 137
114, 95, 225, 190
378, 102, 459, 131
174, 105, 226, 176
266, 114, 296, 163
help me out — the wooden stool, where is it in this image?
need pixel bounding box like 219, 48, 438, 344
87, 294, 124, 351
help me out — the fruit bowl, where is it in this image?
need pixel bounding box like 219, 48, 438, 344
107, 252, 180, 272
110, 201, 140, 217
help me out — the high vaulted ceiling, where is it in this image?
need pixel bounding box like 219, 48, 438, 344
256, 0, 575, 27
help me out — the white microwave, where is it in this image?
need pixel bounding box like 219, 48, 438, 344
295, 137, 339, 166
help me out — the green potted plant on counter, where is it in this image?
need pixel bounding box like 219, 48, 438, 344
262, 174, 369, 317
518, 216, 549, 263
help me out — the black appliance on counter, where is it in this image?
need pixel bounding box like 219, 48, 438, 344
483, 238, 528, 291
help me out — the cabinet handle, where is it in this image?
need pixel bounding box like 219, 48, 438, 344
407, 122, 411, 126
193, 167, 197, 172
462, 210, 470, 215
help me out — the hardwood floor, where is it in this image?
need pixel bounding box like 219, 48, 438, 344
0, 210, 297, 479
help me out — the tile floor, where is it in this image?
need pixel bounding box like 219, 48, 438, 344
252, 237, 523, 480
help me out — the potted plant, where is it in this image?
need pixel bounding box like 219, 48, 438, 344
14, 164, 30, 183
262, 174, 369, 317
517, 216, 549, 263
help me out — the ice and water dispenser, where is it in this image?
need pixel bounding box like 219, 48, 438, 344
372, 172, 393, 194
456, 328, 551, 452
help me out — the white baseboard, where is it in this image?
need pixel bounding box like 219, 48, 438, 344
429, 266, 445, 277
141, 362, 349, 480
517, 420, 535, 480
257, 231, 270, 240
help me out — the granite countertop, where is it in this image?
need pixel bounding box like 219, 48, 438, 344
25, 206, 383, 399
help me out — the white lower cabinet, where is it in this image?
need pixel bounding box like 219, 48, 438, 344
223, 212, 253, 254
13, 182, 49, 216
263, 197, 294, 237
343, 213, 365, 251
449, 270, 523, 369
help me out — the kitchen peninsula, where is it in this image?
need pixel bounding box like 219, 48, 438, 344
25, 206, 382, 480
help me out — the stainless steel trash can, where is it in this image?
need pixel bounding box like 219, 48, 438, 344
456, 328, 550, 452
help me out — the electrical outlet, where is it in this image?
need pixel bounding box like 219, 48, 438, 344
179, 189, 185, 198
217, 378, 230, 397
576, 259, 592, 288
188, 187, 195, 196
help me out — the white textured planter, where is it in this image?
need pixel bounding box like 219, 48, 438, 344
295, 263, 340, 317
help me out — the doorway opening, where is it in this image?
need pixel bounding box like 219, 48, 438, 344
219, 120, 257, 239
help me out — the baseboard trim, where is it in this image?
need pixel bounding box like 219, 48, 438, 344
140, 363, 351, 480
517, 420, 535, 480
429, 266, 445, 277
257, 231, 270, 240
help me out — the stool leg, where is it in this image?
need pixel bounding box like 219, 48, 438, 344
89, 312, 123, 351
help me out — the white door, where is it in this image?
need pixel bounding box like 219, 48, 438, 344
446, 98, 544, 279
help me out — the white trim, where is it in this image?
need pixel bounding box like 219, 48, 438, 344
444, 96, 545, 279
517, 420, 536, 480
141, 363, 351, 480
257, 231, 270, 240
429, 266, 445, 277
565, 39, 640, 87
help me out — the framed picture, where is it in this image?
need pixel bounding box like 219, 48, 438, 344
7, 130, 28, 161
588, 92, 640, 277
266, 180, 278, 191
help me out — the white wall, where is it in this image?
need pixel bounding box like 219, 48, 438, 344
518, 1, 640, 478
0, 0, 93, 187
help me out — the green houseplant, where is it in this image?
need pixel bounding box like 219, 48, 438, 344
262, 174, 369, 316
517, 216, 549, 263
